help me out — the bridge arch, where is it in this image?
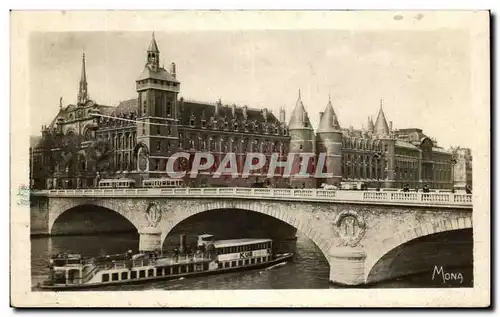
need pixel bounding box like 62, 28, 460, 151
365, 215, 472, 283
48, 199, 139, 235
159, 200, 333, 260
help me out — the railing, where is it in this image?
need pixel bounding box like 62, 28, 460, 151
94, 254, 211, 270
35, 187, 474, 207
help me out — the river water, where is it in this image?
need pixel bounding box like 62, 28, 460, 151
31, 230, 472, 290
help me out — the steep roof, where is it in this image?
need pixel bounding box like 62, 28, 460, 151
113, 99, 138, 115
317, 99, 340, 133
137, 66, 179, 83
288, 90, 313, 130
374, 105, 390, 136
180, 99, 279, 128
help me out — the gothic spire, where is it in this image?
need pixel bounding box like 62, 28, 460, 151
146, 32, 160, 70
148, 32, 159, 53
77, 52, 88, 105
374, 98, 389, 136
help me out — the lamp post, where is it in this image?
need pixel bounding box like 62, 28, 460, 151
374, 152, 383, 190
451, 157, 457, 191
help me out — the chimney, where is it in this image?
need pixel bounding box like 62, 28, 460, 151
170, 62, 176, 78
232, 104, 236, 117
243, 105, 248, 119
279, 107, 286, 123
389, 121, 393, 131
215, 99, 221, 116
262, 108, 268, 121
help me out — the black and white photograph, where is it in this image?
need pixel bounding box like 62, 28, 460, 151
10, 10, 490, 307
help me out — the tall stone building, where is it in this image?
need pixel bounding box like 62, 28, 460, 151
30, 33, 470, 191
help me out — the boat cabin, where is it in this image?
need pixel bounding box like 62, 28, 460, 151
213, 238, 273, 269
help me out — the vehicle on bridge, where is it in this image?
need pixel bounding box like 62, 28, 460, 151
38, 234, 293, 290
340, 181, 366, 190
320, 183, 338, 190
98, 179, 136, 189
142, 178, 183, 188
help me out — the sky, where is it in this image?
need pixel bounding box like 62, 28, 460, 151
29, 29, 474, 149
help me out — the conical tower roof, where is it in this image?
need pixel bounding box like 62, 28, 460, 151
288, 90, 313, 130
148, 32, 159, 52
317, 97, 341, 133
374, 100, 389, 136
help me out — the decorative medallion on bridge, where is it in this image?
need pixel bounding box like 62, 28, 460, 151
334, 210, 366, 247
145, 202, 162, 227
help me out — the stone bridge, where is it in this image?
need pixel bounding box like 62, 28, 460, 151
30, 187, 473, 286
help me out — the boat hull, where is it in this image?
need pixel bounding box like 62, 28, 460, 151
38, 253, 294, 291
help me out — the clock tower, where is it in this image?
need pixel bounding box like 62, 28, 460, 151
136, 33, 180, 177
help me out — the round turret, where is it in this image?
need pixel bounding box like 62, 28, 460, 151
288, 90, 315, 188
315, 98, 342, 186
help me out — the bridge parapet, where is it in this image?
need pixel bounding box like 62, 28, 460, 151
31, 187, 472, 208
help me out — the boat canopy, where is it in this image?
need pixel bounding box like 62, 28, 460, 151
213, 238, 272, 249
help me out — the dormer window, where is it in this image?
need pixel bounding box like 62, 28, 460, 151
224, 121, 228, 130
275, 127, 279, 134
190, 116, 195, 127
233, 122, 238, 130
201, 120, 207, 128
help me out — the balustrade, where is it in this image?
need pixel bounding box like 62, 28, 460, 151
38, 187, 472, 206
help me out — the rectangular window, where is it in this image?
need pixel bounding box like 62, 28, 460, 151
173, 266, 179, 275
257, 257, 261, 263
218, 263, 223, 269
148, 269, 154, 277
238, 260, 243, 266
102, 274, 110, 282
121, 272, 128, 280
250, 258, 255, 264
156, 268, 163, 276
224, 262, 230, 268
231, 261, 236, 267
244, 259, 249, 265
111, 273, 119, 281
139, 270, 146, 278
131, 271, 137, 279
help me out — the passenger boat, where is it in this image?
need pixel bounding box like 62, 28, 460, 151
38, 234, 294, 290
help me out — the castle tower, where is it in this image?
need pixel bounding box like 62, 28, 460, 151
373, 99, 395, 188
136, 33, 180, 176
315, 96, 342, 187
77, 53, 88, 105
288, 90, 315, 188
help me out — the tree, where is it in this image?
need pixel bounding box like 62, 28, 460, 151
87, 138, 115, 177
